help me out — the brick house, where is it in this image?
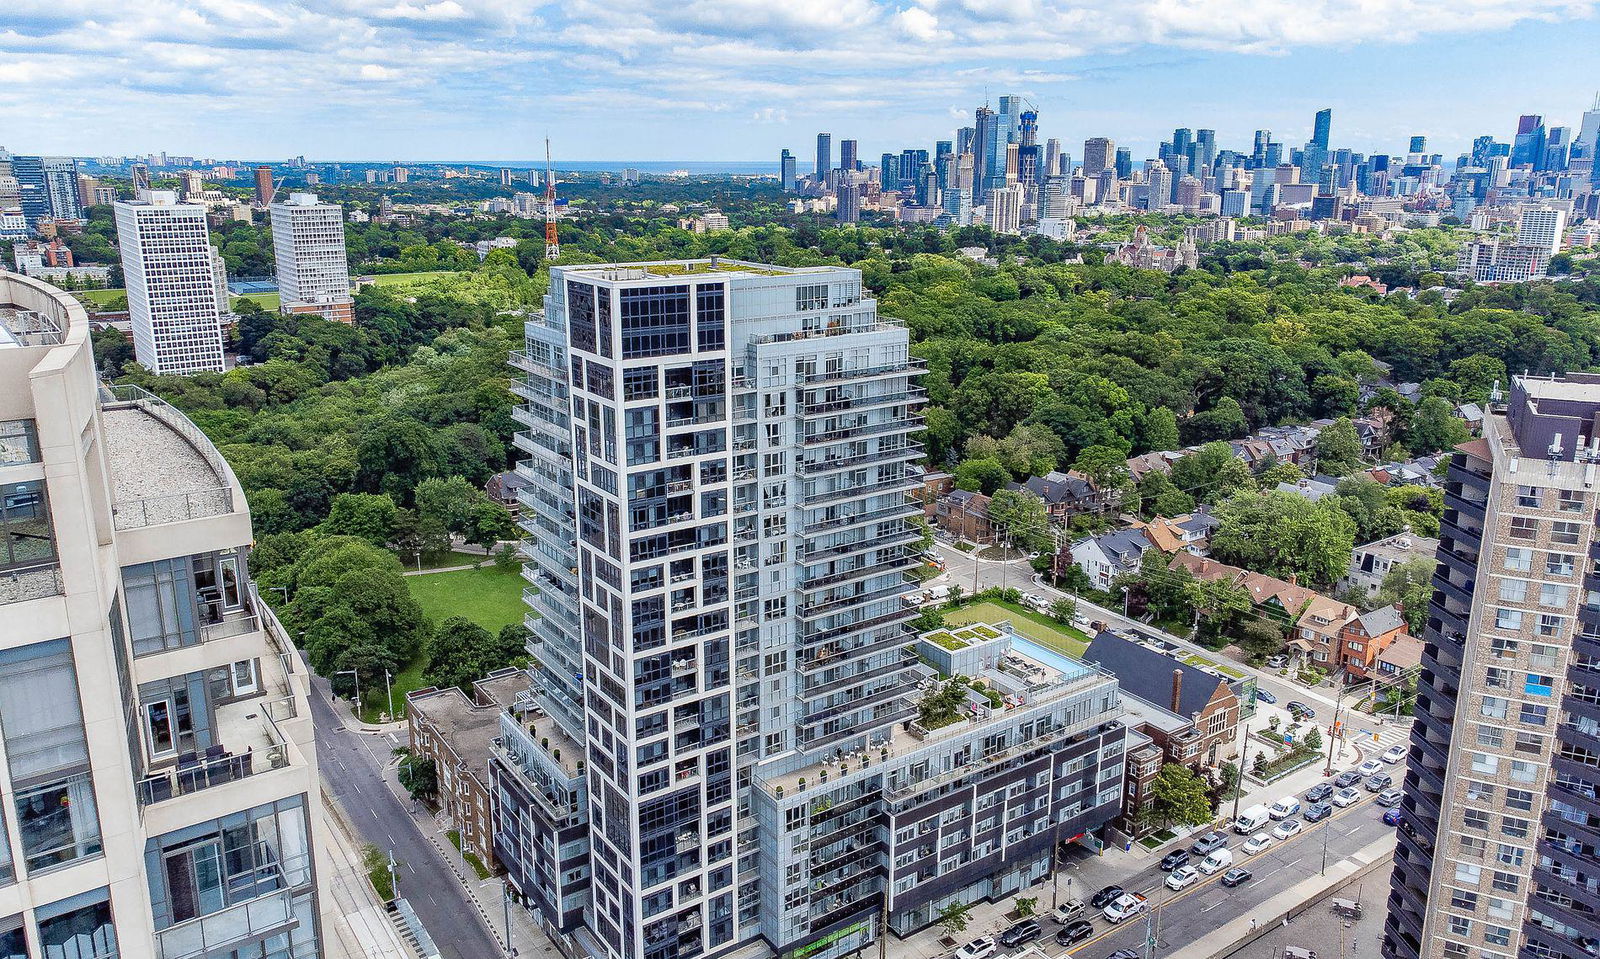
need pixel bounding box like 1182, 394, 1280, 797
934, 489, 994, 543
406, 668, 529, 872
1084, 631, 1240, 769
1336, 605, 1411, 679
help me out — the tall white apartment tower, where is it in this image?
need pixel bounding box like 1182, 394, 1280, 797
114, 191, 226, 374
0, 271, 329, 959
497, 259, 1127, 959
1519, 205, 1568, 258
269, 193, 353, 325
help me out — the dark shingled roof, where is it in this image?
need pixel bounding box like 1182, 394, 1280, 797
1083, 631, 1227, 720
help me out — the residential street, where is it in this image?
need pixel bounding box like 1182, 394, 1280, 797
309, 676, 504, 959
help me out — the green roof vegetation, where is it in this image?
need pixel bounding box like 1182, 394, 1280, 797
925, 630, 965, 650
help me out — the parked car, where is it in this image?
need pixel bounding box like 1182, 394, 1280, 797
1107, 951, 1141, 959
1190, 832, 1229, 855
1377, 788, 1404, 807
1357, 759, 1384, 777
1304, 782, 1334, 803
1221, 867, 1254, 887
1055, 921, 1094, 946
1165, 865, 1200, 891
1266, 655, 1288, 669
1103, 893, 1150, 924
1333, 787, 1362, 808
953, 938, 995, 959
1304, 801, 1333, 823
1242, 833, 1275, 855
1365, 773, 1394, 792
1382, 744, 1407, 764
1090, 885, 1125, 909
1254, 687, 1278, 704
999, 921, 1041, 948
1334, 770, 1364, 789
1272, 818, 1304, 840
1050, 899, 1086, 924
1159, 849, 1190, 871
1383, 809, 1406, 827
1269, 797, 1302, 820
1287, 701, 1315, 720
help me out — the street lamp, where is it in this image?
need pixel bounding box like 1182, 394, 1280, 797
336, 668, 362, 721
269, 585, 289, 604
383, 669, 395, 724
1324, 684, 1348, 777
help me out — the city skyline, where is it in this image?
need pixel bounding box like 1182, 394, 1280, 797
3, 2, 1599, 160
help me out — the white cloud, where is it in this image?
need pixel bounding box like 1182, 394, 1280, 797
896, 7, 941, 41
0, 0, 1595, 156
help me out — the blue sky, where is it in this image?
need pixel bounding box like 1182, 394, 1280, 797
3, 0, 1598, 163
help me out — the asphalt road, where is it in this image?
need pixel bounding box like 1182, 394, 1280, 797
310, 677, 503, 959
1021, 789, 1393, 959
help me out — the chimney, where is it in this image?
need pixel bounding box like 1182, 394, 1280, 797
1288, 572, 1298, 586
1171, 669, 1183, 713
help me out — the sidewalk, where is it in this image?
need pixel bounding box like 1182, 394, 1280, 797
375, 743, 567, 959
319, 797, 414, 959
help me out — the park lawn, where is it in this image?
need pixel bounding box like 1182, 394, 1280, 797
76, 287, 127, 306
233, 292, 280, 311
943, 600, 1091, 658
363, 270, 461, 287
392, 549, 490, 572
406, 563, 526, 633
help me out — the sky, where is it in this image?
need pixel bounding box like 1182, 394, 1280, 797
4, 0, 1600, 164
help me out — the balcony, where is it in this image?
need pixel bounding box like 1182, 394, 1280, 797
98, 386, 240, 530
0, 560, 63, 606
137, 693, 295, 805
799, 442, 923, 477
155, 884, 298, 959
797, 357, 927, 386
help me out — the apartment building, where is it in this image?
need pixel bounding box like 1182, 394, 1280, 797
500, 258, 1126, 959
1383, 373, 1600, 959
0, 271, 327, 959
114, 192, 227, 374
269, 193, 354, 325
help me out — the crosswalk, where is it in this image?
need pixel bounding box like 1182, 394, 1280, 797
1341, 716, 1411, 756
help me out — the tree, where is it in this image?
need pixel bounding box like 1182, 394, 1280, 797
1315, 418, 1365, 476
463, 500, 517, 551
1141, 406, 1181, 452
1050, 597, 1077, 624
1407, 395, 1469, 456
1376, 558, 1434, 632
937, 901, 973, 939
1257, 460, 1304, 487
1151, 763, 1215, 829
425, 617, 507, 691
953, 457, 1011, 495
414, 475, 480, 534
987, 489, 1052, 553
494, 541, 520, 571
1071, 444, 1133, 496
1303, 727, 1323, 752
1187, 396, 1249, 444
1014, 897, 1038, 919
1210, 490, 1357, 587
398, 753, 437, 803
319, 492, 400, 546
1238, 619, 1286, 660
995, 423, 1065, 478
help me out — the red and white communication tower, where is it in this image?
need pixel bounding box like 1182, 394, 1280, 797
544, 138, 560, 260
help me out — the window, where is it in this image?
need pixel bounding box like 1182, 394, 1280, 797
795, 284, 827, 311
1485, 926, 1512, 947
1509, 761, 1538, 783
1499, 579, 1528, 602
1525, 674, 1555, 697
1464, 808, 1490, 830
0, 480, 55, 572
1520, 704, 1549, 726
1455, 862, 1482, 884
1538, 614, 1566, 637
1471, 753, 1500, 775
1547, 553, 1576, 576
36, 889, 118, 959
1450, 888, 1479, 910
1507, 517, 1538, 540
696, 285, 726, 352
1501, 816, 1530, 839
620, 286, 692, 359
0, 640, 101, 872
1475, 724, 1503, 748
1560, 489, 1586, 512
122, 558, 199, 655
147, 797, 312, 929
1479, 697, 1508, 719
1506, 788, 1534, 810
1495, 608, 1523, 632
0, 420, 38, 466
1505, 548, 1533, 571
1553, 521, 1582, 545
624, 367, 659, 401
1540, 583, 1571, 607
1517, 486, 1541, 508
1448, 916, 1472, 937
1494, 843, 1525, 866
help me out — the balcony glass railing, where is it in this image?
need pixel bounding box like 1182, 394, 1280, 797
155, 886, 296, 959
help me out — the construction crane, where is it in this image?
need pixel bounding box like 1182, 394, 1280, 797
544, 138, 560, 261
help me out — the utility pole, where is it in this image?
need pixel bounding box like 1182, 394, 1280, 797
504, 881, 515, 958
388, 848, 399, 901
1232, 712, 1252, 825
1321, 814, 1331, 875
1324, 685, 1345, 777
384, 669, 395, 723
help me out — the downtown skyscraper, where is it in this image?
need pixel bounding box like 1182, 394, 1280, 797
498, 259, 1128, 959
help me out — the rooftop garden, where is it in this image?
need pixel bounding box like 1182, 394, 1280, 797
922, 623, 1004, 651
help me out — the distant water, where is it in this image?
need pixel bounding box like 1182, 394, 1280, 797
443, 160, 775, 175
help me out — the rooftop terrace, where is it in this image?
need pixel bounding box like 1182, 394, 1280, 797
99, 385, 235, 529
559, 257, 826, 281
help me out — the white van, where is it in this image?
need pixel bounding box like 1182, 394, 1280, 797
1269, 797, 1301, 820
1234, 804, 1271, 834
1197, 848, 1234, 875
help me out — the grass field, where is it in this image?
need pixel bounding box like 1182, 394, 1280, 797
406, 563, 525, 633
76, 288, 127, 307
373, 563, 525, 723
233, 292, 280, 311
943, 600, 1092, 658
393, 549, 490, 572
361, 270, 461, 287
